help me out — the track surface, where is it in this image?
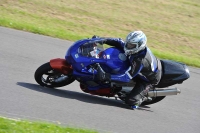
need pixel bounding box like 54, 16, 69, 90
0, 27, 200, 133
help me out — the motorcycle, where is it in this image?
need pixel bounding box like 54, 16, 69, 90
34, 37, 190, 107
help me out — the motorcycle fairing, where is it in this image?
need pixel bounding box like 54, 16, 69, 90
65, 39, 132, 84
50, 58, 73, 75
65, 39, 107, 72
80, 83, 115, 96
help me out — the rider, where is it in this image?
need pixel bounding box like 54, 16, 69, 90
94, 31, 162, 108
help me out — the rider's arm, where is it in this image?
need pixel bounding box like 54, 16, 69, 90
103, 38, 125, 50
92, 36, 125, 50
128, 59, 144, 78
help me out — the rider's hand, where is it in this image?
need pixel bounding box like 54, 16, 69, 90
95, 64, 110, 82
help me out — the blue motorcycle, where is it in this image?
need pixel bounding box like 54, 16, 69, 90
34, 38, 190, 106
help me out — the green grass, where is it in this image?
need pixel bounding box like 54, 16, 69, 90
0, 0, 199, 67
0, 117, 98, 133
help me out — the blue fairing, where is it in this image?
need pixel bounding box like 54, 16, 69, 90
99, 48, 130, 74
65, 38, 145, 90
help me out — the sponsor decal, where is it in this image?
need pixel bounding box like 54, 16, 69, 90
75, 54, 79, 58
106, 55, 110, 59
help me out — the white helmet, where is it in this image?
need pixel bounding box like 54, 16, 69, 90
124, 31, 147, 55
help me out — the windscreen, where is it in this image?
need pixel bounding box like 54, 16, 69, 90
78, 40, 104, 58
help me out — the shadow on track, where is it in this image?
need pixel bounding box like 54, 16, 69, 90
17, 82, 152, 112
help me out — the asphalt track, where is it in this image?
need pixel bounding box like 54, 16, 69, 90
0, 26, 200, 133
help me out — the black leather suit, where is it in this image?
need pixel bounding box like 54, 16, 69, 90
100, 37, 162, 106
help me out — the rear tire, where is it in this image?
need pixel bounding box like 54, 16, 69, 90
34, 62, 75, 88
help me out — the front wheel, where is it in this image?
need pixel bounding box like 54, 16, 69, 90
34, 62, 75, 88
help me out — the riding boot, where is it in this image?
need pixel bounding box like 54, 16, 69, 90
125, 80, 152, 107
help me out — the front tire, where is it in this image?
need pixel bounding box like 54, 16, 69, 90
34, 62, 75, 88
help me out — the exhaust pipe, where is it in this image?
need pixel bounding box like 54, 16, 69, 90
147, 87, 181, 97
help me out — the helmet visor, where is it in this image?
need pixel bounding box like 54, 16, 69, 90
125, 43, 137, 49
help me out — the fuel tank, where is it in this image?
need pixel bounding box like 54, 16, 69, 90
99, 47, 130, 74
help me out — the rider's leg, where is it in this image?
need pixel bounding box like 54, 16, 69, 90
125, 80, 152, 107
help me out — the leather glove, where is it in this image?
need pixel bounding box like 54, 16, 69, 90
95, 64, 110, 82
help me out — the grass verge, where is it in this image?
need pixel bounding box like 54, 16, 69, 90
0, 117, 98, 133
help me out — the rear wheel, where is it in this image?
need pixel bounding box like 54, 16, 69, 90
141, 96, 166, 106
34, 62, 75, 88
